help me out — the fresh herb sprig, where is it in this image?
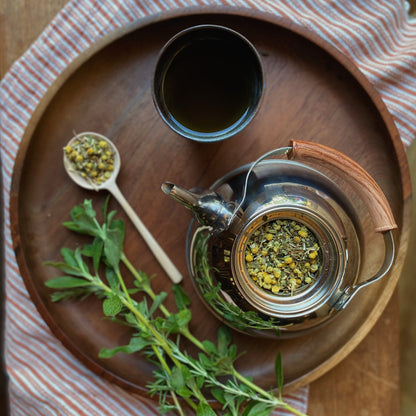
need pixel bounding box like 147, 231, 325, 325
192, 229, 281, 335
45, 199, 307, 416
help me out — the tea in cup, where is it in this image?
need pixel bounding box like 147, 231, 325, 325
153, 25, 264, 142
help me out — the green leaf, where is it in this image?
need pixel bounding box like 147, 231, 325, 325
176, 386, 193, 398
149, 292, 167, 315
195, 375, 204, 390
60, 247, 78, 268
214, 356, 234, 376
172, 284, 191, 311
181, 364, 192, 382
124, 313, 138, 326
202, 340, 217, 355
210, 387, 225, 404
242, 402, 274, 416
45, 276, 91, 289
198, 353, 212, 368
44, 261, 85, 277
81, 243, 94, 258
91, 238, 103, 273
227, 343, 237, 360
102, 195, 110, 220
109, 217, 125, 236
83, 199, 96, 218
241, 402, 274, 416
196, 402, 216, 416
217, 325, 231, 355
103, 295, 123, 316
155, 309, 192, 334
105, 267, 119, 291
103, 238, 120, 270
175, 309, 192, 328
170, 366, 185, 390
135, 298, 149, 317
63, 201, 100, 237
106, 210, 117, 226
103, 227, 124, 270
223, 391, 238, 410
98, 336, 150, 358
239, 378, 254, 394
49, 287, 96, 302
133, 271, 152, 290
74, 246, 89, 273
99, 343, 136, 359
241, 401, 256, 416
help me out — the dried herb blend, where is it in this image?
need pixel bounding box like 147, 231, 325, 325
245, 219, 321, 295
64, 134, 115, 185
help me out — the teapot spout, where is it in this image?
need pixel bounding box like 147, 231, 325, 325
161, 182, 234, 232
161, 182, 199, 210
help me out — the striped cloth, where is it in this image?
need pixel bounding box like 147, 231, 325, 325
1, 1, 415, 415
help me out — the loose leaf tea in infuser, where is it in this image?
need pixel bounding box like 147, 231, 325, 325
244, 219, 321, 296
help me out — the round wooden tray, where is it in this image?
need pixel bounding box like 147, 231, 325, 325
10, 7, 411, 395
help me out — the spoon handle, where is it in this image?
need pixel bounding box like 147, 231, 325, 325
107, 181, 183, 284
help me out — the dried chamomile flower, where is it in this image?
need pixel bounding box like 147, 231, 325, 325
65, 134, 115, 185
244, 219, 321, 296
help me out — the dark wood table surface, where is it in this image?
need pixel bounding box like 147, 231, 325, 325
0, 1, 402, 415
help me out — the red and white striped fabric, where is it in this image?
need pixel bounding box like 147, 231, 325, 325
1, 1, 415, 415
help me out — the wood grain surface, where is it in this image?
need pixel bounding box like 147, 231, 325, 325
1, 1, 409, 415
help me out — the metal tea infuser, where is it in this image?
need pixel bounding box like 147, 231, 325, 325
162, 140, 397, 337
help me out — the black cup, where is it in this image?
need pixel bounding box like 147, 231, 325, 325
152, 25, 264, 142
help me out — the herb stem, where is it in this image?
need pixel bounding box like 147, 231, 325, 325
121, 253, 170, 315
116, 270, 134, 304
116, 287, 206, 410
121, 297, 176, 362
151, 345, 193, 414
232, 369, 272, 399
98, 277, 198, 413
121, 253, 207, 352
232, 370, 307, 416
180, 327, 206, 351
280, 404, 308, 416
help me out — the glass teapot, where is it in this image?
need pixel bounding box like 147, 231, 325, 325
162, 140, 396, 337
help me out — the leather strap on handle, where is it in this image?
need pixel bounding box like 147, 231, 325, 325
288, 140, 397, 233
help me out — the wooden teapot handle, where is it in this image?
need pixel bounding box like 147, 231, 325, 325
288, 140, 397, 233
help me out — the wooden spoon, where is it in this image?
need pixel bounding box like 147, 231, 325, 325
63, 131, 183, 284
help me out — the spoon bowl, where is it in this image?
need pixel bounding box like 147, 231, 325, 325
63, 132, 121, 192
63, 132, 182, 284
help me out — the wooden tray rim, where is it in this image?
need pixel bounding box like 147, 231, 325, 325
10, 5, 412, 394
